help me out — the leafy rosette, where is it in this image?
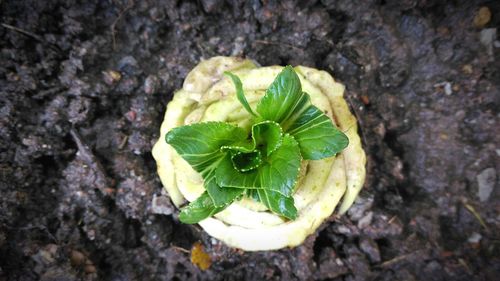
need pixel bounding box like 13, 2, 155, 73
165, 66, 348, 223
152, 57, 366, 251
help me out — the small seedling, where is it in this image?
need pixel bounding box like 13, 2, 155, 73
165, 66, 349, 223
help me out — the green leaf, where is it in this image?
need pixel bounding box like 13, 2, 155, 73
287, 105, 349, 160
254, 67, 348, 159
231, 150, 262, 172
216, 134, 301, 197
221, 121, 282, 157
251, 121, 282, 156
254, 66, 348, 160
224, 71, 257, 117
256, 65, 308, 123
204, 169, 244, 207
257, 189, 297, 220
179, 192, 227, 224
166, 122, 247, 206
165, 122, 247, 174
246, 189, 260, 202
221, 140, 255, 153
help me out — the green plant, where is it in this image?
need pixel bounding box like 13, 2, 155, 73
165, 66, 349, 223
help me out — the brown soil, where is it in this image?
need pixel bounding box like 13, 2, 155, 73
0, 0, 499, 280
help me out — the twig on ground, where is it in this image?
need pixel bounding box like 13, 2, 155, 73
345, 93, 368, 148
1, 22, 43, 41
4, 224, 59, 244
462, 201, 489, 231
377, 253, 412, 268
32, 86, 66, 99
254, 39, 304, 52
388, 215, 397, 224
171, 245, 190, 253
111, 0, 134, 50
1, 22, 62, 54
70, 128, 114, 196
118, 135, 129, 150
458, 258, 472, 274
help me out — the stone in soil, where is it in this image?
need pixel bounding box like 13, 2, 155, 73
477, 167, 496, 202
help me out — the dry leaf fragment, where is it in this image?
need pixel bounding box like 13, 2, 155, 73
473, 7, 491, 28
190, 242, 211, 270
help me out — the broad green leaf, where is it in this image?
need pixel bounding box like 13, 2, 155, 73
165, 122, 247, 174
215, 135, 301, 197
251, 121, 282, 156
256, 66, 308, 123
231, 150, 262, 172
246, 189, 260, 202
221, 121, 282, 157
165, 122, 247, 206
204, 168, 244, 206
287, 105, 349, 160
254, 66, 348, 160
257, 189, 297, 220
179, 192, 226, 224
224, 71, 257, 117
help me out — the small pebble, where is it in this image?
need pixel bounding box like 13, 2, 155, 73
200, 0, 223, 13
125, 110, 136, 122
480, 28, 497, 60
444, 82, 452, 95
144, 75, 159, 94
231, 36, 246, 57
473, 7, 491, 28
336, 225, 353, 235
84, 264, 96, 273
374, 123, 386, 137
347, 195, 374, 221
87, 229, 96, 240
462, 64, 473, 74
358, 211, 373, 228
477, 167, 496, 202
70, 250, 86, 266
468, 232, 482, 243
118, 56, 138, 70
360, 95, 370, 105
102, 70, 121, 85
151, 194, 174, 215
359, 237, 381, 263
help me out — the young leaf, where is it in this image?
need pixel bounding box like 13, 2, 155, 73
215, 134, 301, 197
166, 122, 247, 206
256, 65, 308, 123
179, 192, 227, 224
221, 121, 282, 157
221, 140, 255, 153
253, 65, 349, 160
231, 150, 262, 172
224, 71, 257, 117
257, 189, 297, 220
251, 121, 282, 157
287, 104, 349, 160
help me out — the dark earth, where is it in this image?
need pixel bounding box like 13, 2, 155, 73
1, 0, 499, 280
